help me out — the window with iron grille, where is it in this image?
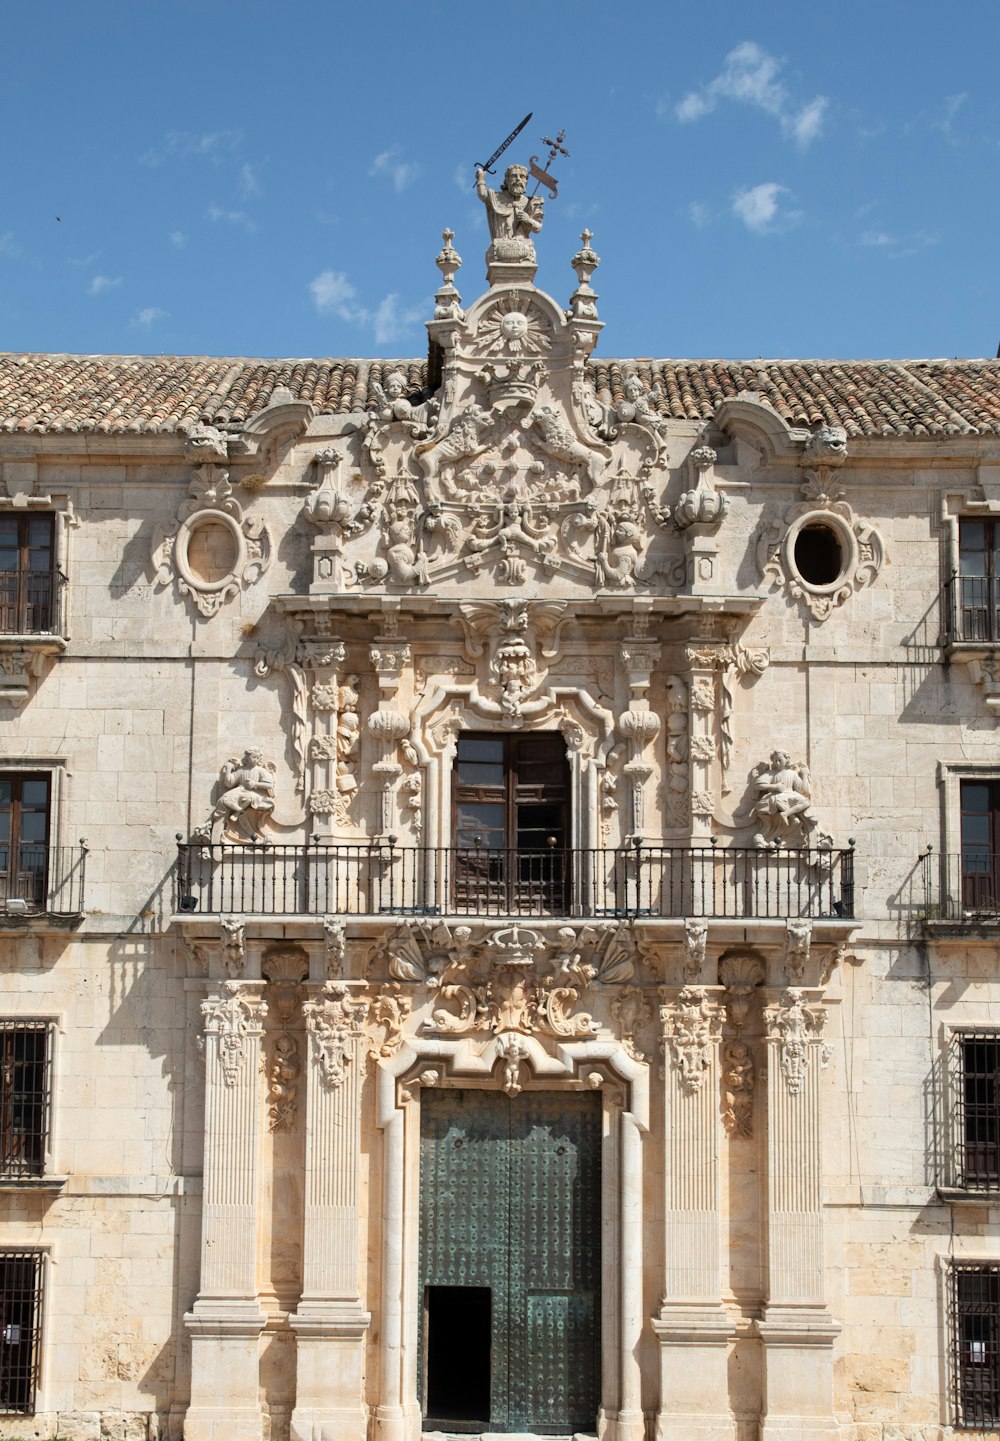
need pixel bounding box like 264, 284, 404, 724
0, 1024, 51, 1180
952, 1263, 1000, 1427
0, 1251, 43, 1413
0, 516, 56, 635
949, 1032, 1000, 1190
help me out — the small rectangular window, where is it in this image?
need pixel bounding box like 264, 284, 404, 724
0, 775, 51, 912
0, 516, 55, 635
0, 1023, 52, 1180
0, 1251, 43, 1413
952, 1264, 1000, 1426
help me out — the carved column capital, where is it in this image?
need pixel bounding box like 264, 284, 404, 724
659, 986, 723, 1093
302, 983, 366, 1089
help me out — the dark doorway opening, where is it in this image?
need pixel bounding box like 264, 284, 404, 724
424, 1285, 492, 1426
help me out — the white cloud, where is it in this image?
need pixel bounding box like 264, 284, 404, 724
732, 182, 800, 234
308, 271, 427, 344
935, 92, 967, 141
373, 292, 428, 347
454, 162, 471, 192
69, 250, 100, 267
370, 145, 421, 193
140, 129, 242, 166
0, 232, 21, 260
88, 274, 123, 295
860, 227, 939, 258
309, 269, 366, 324
675, 41, 827, 149
688, 201, 713, 228
239, 163, 260, 199
207, 205, 257, 232
169, 231, 186, 249
132, 306, 168, 328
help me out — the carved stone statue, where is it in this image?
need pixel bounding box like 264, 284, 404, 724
368, 370, 437, 435
598, 373, 667, 440
750, 750, 818, 848
475, 163, 544, 257
196, 748, 276, 843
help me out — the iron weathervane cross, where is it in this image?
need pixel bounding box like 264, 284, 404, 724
529, 128, 569, 200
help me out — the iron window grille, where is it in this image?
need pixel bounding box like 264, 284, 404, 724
0, 1251, 43, 1414
952, 1263, 1000, 1428
0, 1023, 52, 1180
948, 1032, 1000, 1191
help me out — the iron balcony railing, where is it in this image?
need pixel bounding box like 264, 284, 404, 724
919, 850, 1000, 922
945, 571, 1000, 645
175, 839, 855, 920
0, 843, 87, 919
0, 569, 58, 636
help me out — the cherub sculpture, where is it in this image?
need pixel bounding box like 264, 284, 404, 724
195, 748, 275, 843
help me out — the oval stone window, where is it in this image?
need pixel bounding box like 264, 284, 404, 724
186, 519, 239, 584
793, 523, 843, 587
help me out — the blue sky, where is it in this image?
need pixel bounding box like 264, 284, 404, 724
2, 0, 999, 362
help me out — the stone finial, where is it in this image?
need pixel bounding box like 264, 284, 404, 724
569, 230, 601, 320
675, 441, 729, 529
434, 229, 464, 321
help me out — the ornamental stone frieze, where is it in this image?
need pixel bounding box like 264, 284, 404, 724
151, 464, 272, 617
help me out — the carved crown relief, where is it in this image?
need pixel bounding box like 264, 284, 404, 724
152, 465, 272, 617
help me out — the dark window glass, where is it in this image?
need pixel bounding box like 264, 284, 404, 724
958, 519, 1000, 641
0, 777, 50, 909
0, 516, 55, 634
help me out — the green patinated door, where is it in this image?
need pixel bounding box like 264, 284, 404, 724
419, 1088, 601, 1434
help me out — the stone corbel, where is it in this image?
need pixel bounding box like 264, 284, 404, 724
0, 641, 62, 706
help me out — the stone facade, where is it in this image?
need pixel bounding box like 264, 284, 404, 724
0, 190, 999, 1441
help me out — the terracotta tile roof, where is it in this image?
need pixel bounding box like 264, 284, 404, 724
1, 351, 999, 440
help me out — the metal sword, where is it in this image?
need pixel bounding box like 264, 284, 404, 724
475, 113, 533, 175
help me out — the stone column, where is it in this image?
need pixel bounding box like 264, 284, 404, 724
755, 988, 839, 1441
290, 982, 370, 1441
620, 634, 661, 840
653, 986, 732, 1441
368, 638, 412, 838
184, 981, 268, 1441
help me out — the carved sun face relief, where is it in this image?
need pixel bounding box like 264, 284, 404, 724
477, 295, 548, 357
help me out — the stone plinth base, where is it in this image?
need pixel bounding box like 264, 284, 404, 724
184, 1303, 267, 1441
653, 1305, 734, 1441
755, 1305, 841, 1441
289, 1304, 370, 1441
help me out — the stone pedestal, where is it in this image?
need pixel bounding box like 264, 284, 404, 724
757, 990, 840, 1441
184, 984, 268, 1441
289, 984, 370, 1441
655, 988, 733, 1441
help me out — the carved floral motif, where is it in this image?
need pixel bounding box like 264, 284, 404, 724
201, 983, 267, 1088
302, 983, 366, 1090
765, 988, 830, 1096
722, 1040, 755, 1138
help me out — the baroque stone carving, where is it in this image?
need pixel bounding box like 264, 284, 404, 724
784, 920, 813, 983
675, 443, 729, 529
750, 750, 821, 848
302, 983, 366, 1090
722, 1040, 755, 1138
368, 983, 412, 1058
765, 988, 830, 1096
683, 919, 708, 982
201, 982, 267, 1088
151, 465, 271, 617
193, 748, 276, 844
660, 986, 722, 1093
718, 952, 765, 1034
220, 916, 246, 977
611, 986, 653, 1062
475, 162, 544, 268
323, 917, 346, 980
495, 1032, 530, 1096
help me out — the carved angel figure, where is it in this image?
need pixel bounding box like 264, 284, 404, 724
197, 748, 275, 844
368, 370, 438, 436
597, 373, 667, 439
750, 750, 819, 848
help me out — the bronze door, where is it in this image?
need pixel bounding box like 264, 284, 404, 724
419, 1088, 601, 1433
452, 733, 570, 914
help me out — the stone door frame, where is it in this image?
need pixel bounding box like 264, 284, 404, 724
373, 1034, 649, 1441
